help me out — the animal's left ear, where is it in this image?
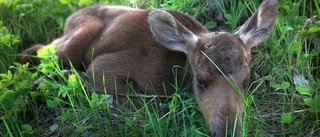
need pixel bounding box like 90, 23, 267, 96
148, 10, 199, 54
234, 0, 278, 48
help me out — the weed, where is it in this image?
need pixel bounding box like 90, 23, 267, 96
0, 0, 319, 136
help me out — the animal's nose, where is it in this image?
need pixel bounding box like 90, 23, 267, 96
210, 127, 239, 137
209, 119, 240, 137
210, 124, 224, 137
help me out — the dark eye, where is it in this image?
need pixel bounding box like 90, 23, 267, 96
197, 78, 206, 91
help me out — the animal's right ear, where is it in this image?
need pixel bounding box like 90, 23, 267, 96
234, 0, 278, 48
148, 10, 198, 54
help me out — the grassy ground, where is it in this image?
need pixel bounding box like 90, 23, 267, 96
0, 0, 319, 136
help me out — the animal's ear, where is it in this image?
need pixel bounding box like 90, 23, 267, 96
235, 0, 278, 48
148, 10, 198, 54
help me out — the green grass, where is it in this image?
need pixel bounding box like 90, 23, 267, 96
1, 0, 319, 136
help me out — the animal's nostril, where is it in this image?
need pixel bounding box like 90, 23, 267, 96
227, 126, 240, 137
227, 130, 233, 136
210, 123, 240, 137
210, 126, 224, 137
212, 132, 216, 137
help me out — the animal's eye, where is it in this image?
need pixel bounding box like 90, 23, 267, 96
197, 78, 206, 91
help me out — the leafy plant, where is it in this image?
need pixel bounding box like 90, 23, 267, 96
0, 0, 319, 136
0, 22, 20, 73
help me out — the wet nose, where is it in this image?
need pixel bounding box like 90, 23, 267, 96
210, 126, 240, 137
209, 116, 241, 137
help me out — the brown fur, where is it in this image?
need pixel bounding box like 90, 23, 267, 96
17, 0, 278, 136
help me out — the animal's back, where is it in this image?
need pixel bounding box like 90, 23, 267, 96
48, 5, 208, 95
65, 5, 208, 64
17, 5, 209, 99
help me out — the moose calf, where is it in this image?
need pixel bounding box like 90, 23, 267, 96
18, 0, 278, 136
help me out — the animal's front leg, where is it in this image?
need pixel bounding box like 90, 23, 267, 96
87, 51, 147, 109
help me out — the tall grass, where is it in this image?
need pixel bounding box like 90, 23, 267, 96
0, 0, 319, 136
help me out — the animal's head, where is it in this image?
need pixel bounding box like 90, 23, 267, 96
148, 0, 278, 136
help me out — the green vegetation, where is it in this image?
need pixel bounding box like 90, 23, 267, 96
0, 0, 319, 136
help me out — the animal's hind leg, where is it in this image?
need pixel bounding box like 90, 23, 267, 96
17, 44, 45, 66
17, 15, 104, 70
52, 15, 104, 69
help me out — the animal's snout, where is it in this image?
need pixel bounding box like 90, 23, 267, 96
208, 105, 242, 137
210, 125, 240, 137
195, 80, 244, 137
209, 115, 241, 137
